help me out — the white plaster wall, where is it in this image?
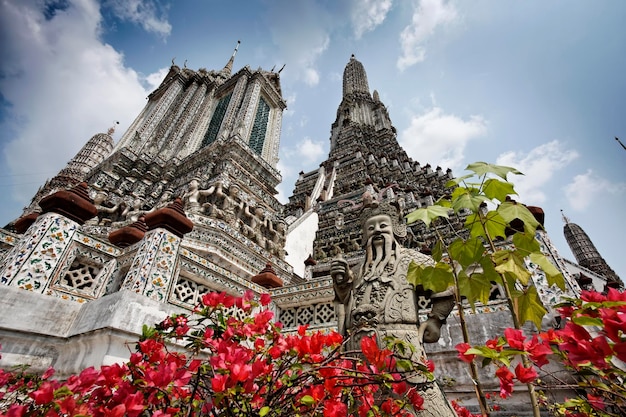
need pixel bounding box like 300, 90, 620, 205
285, 211, 319, 278
0, 286, 184, 378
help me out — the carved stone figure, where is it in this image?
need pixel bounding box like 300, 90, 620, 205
209, 182, 243, 226
122, 197, 145, 223
183, 179, 214, 214
91, 191, 124, 225
154, 189, 174, 209
331, 200, 456, 417
267, 220, 287, 258
241, 203, 267, 247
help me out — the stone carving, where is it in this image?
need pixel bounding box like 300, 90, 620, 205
91, 192, 125, 225
154, 189, 174, 209
241, 203, 267, 248
206, 182, 243, 226
122, 197, 146, 223
331, 199, 456, 417
266, 219, 286, 258
183, 179, 214, 213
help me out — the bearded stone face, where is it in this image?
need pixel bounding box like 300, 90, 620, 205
363, 214, 397, 276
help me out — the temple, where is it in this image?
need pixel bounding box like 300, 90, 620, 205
0, 49, 621, 412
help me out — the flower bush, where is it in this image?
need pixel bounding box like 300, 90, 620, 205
457, 288, 626, 416
0, 291, 435, 417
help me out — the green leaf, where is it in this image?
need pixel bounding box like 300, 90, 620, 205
483, 178, 516, 203
465, 162, 523, 180
407, 261, 454, 293
465, 346, 512, 365
445, 173, 474, 187
497, 202, 540, 233
260, 406, 271, 417
493, 250, 532, 285
448, 237, 485, 268
300, 395, 315, 406
432, 240, 443, 262
479, 256, 501, 282
516, 285, 547, 330
571, 315, 603, 327
435, 196, 453, 208
458, 269, 492, 311
512, 231, 540, 255
396, 359, 413, 371
465, 211, 507, 240
451, 186, 487, 213
529, 253, 566, 290
405, 205, 450, 227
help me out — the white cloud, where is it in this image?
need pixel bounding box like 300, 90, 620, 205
284, 137, 325, 162
105, 0, 171, 38
282, 92, 297, 118
0, 0, 153, 221
397, 0, 457, 71
351, 0, 393, 39
264, 1, 331, 86
496, 141, 579, 204
564, 170, 626, 212
399, 107, 487, 171
144, 67, 170, 90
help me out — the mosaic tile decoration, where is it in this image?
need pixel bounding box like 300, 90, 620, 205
122, 229, 182, 302
0, 213, 78, 292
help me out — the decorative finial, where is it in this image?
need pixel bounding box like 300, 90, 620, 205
183, 59, 187, 68
561, 209, 570, 224
107, 121, 120, 136
221, 41, 241, 76
171, 57, 176, 66
278, 64, 286, 74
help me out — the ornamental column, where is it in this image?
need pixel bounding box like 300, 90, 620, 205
0, 183, 97, 292
121, 198, 193, 302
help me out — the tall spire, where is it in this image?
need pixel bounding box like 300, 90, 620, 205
221, 40, 240, 76
342, 54, 370, 98
562, 213, 622, 285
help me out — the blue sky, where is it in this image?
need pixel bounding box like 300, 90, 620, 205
1, 0, 624, 278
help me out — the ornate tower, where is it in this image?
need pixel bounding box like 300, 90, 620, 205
113, 41, 283, 168
285, 55, 464, 277
562, 211, 621, 286
21, 127, 115, 216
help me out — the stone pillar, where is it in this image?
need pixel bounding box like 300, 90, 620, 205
0, 183, 97, 292
121, 198, 192, 302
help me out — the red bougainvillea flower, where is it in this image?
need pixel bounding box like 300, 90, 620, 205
260, 292, 272, 306
525, 335, 553, 367
407, 387, 425, 410
606, 287, 626, 302
504, 328, 526, 351
599, 307, 626, 343
586, 394, 605, 410
485, 337, 503, 352
323, 399, 347, 417
455, 343, 476, 363
580, 290, 607, 303
495, 366, 514, 398
29, 381, 55, 404
514, 363, 538, 383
